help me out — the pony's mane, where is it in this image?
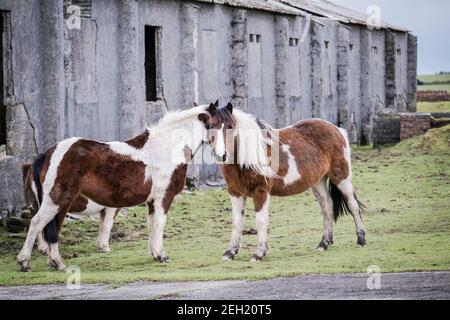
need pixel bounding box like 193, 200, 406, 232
149, 105, 208, 132
232, 109, 279, 178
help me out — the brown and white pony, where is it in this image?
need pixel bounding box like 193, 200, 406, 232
22, 163, 119, 254
204, 103, 366, 261
17, 105, 211, 271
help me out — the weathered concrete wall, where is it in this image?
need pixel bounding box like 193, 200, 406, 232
311, 18, 338, 124
0, 0, 58, 217
0, 0, 418, 216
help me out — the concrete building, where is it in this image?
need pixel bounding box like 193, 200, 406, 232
0, 0, 417, 217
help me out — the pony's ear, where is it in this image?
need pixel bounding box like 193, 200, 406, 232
225, 102, 233, 114
198, 113, 209, 125
208, 102, 217, 116
214, 99, 219, 108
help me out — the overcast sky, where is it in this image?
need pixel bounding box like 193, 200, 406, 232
331, 0, 450, 75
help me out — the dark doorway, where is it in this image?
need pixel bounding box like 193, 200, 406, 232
145, 26, 159, 102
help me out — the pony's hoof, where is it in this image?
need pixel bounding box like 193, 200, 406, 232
250, 254, 263, 262
357, 240, 367, 248
37, 245, 49, 255
221, 250, 235, 261
97, 246, 111, 253
316, 241, 329, 252
48, 260, 66, 271
154, 256, 171, 263
17, 259, 31, 272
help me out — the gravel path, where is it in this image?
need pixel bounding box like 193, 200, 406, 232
0, 271, 449, 300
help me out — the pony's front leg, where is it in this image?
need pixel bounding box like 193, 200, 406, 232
222, 196, 246, 261
148, 199, 169, 263
250, 191, 270, 262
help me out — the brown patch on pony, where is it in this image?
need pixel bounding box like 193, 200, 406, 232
50, 139, 152, 209
124, 130, 150, 149
162, 164, 188, 213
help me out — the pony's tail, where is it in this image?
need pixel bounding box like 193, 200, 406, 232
32, 153, 58, 243
328, 181, 365, 222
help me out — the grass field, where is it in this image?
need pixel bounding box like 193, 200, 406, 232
418, 74, 450, 92
0, 127, 449, 286
417, 101, 450, 113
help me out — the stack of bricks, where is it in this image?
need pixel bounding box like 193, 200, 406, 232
399, 113, 431, 140
373, 112, 432, 147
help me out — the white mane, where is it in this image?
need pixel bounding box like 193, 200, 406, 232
233, 109, 279, 178
149, 105, 208, 133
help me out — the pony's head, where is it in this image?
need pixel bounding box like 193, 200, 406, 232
201, 100, 235, 163
204, 101, 278, 177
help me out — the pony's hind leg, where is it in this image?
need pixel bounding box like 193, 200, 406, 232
37, 231, 49, 254
222, 196, 246, 261
97, 208, 117, 252
338, 177, 367, 247
312, 178, 334, 251
250, 191, 270, 262
17, 199, 59, 271
48, 242, 65, 271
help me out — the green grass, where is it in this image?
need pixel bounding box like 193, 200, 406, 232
418, 74, 450, 92
1, 129, 449, 286
418, 83, 450, 92
418, 74, 450, 83
417, 101, 450, 113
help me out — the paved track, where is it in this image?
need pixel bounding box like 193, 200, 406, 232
0, 272, 449, 300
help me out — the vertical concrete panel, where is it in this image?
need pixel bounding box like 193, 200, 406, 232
338, 25, 362, 143
40, 0, 65, 149
231, 9, 248, 110
180, 2, 199, 108
274, 16, 289, 128
92, 0, 120, 140
287, 16, 301, 124
311, 19, 338, 124
118, 0, 140, 139
65, 19, 99, 139
299, 16, 312, 120
407, 34, 417, 112
202, 30, 220, 100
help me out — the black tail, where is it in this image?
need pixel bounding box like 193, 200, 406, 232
32, 153, 58, 243
329, 181, 365, 222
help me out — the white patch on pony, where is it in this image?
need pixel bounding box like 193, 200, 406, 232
282, 144, 301, 185
232, 109, 278, 177
79, 200, 106, 216
43, 137, 81, 204
337, 127, 353, 193
215, 124, 226, 158
31, 180, 39, 205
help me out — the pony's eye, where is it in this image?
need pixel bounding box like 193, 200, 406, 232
227, 124, 233, 129
206, 125, 210, 130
